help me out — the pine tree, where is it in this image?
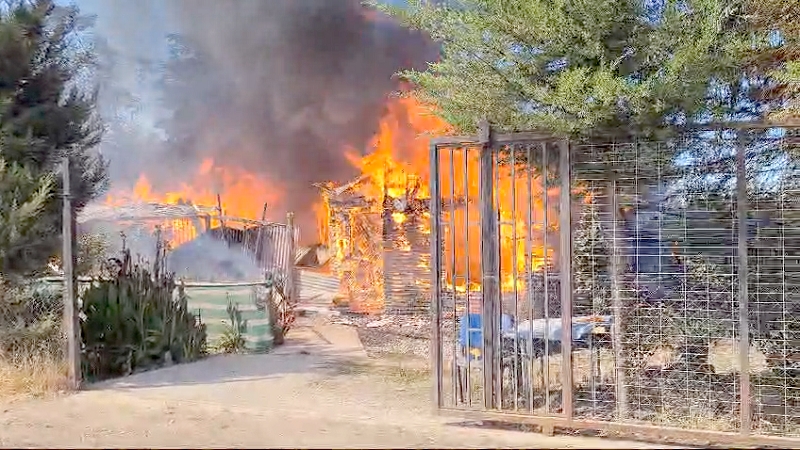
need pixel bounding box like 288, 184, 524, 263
375, 0, 748, 140
0, 154, 54, 276
0, 0, 107, 275
743, 0, 800, 122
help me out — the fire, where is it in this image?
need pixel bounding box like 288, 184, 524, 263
319, 96, 558, 297
342, 97, 442, 202
439, 149, 558, 292
105, 158, 282, 247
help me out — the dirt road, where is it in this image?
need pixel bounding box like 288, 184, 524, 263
0, 320, 671, 448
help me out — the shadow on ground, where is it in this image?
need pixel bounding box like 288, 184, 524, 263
89, 325, 359, 390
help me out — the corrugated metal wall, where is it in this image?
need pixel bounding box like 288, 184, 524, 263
297, 269, 340, 302
255, 223, 300, 276
186, 283, 273, 352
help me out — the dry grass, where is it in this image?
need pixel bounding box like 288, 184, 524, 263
709, 339, 769, 374
651, 409, 738, 432
0, 351, 70, 401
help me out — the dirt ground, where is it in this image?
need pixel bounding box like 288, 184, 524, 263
0, 317, 675, 449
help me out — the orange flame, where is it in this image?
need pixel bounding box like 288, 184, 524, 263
104, 158, 282, 248
319, 96, 558, 296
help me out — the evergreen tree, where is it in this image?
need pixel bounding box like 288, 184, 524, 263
742, 0, 800, 122
0, 0, 107, 275
376, 0, 748, 140
0, 154, 53, 276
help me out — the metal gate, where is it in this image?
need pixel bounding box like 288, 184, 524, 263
428, 122, 800, 446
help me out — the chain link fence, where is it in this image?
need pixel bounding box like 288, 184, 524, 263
0, 278, 67, 396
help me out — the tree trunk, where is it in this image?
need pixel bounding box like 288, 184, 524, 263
601, 180, 629, 419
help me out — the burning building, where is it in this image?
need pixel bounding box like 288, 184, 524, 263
315, 97, 563, 317
316, 173, 431, 315
78, 199, 297, 283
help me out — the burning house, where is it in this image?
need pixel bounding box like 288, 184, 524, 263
316, 173, 431, 315
314, 97, 564, 318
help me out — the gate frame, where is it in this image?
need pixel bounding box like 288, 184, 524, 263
427, 122, 800, 448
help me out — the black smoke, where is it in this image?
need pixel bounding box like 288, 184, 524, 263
93, 0, 437, 240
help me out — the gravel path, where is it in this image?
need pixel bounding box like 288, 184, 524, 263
338, 312, 455, 362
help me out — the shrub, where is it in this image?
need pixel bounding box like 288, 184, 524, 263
80, 238, 206, 381
214, 299, 248, 354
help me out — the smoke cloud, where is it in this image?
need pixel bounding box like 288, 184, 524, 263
89, 0, 437, 239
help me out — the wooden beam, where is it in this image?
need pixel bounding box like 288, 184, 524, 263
61, 157, 81, 390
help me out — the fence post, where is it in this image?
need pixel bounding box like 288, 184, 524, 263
286, 212, 298, 304
61, 156, 81, 389
736, 132, 752, 435
478, 118, 499, 410
429, 140, 443, 409
559, 140, 574, 421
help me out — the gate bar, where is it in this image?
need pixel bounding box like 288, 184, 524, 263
478, 119, 500, 410
429, 140, 444, 409
558, 140, 574, 421
736, 132, 751, 434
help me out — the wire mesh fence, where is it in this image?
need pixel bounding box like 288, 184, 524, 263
429, 125, 800, 445
0, 279, 66, 390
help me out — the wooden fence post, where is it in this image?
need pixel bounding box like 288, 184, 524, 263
61, 156, 81, 389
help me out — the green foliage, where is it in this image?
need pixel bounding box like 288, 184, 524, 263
80, 239, 206, 381
214, 299, 248, 354
376, 0, 747, 139
743, 0, 800, 121
767, 60, 800, 121
0, 157, 54, 276
0, 0, 107, 275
